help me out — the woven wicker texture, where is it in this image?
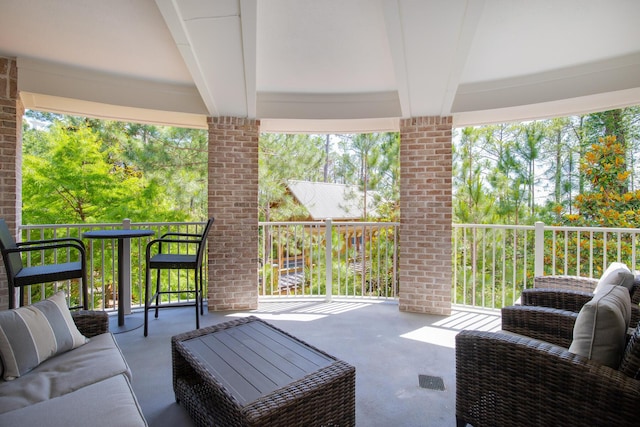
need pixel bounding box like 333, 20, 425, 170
501, 305, 577, 349
533, 275, 598, 292
172, 316, 355, 427
456, 327, 640, 427
620, 324, 640, 379
71, 310, 109, 337
521, 288, 594, 313
528, 276, 640, 327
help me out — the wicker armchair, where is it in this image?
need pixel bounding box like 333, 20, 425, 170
456, 305, 640, 427
523, 275, 640, 327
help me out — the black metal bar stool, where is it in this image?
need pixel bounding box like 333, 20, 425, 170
144, 218, 214, 336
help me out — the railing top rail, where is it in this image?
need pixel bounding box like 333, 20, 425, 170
542, 225, 640, 234
259, 220, 399, 226
34, 221, 638, 235
452, 223, 535, 231
19, 221, 205, 230
453, 223, 640, 235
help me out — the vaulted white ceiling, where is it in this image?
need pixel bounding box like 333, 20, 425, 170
2, 0, 640, 133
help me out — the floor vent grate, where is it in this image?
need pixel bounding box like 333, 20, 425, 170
418, 374, 445, 391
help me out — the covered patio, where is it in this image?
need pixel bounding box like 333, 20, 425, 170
1, 2, 640, 425
116, 300, 500, 426
2, 0, 640, 314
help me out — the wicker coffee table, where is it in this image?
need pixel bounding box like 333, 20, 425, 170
172, 316, 356, 427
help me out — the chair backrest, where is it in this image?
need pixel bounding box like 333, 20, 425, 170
0, 219, 24, 281
195, 218, 214, 267
619, 322, 640, 379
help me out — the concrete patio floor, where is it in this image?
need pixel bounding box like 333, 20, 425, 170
114, 299, 501, 427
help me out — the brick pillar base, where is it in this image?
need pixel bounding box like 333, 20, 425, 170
0, 57, 21, 310
207, 117, 259, 311
399, 116, 452, 315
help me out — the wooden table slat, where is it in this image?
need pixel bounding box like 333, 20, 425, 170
245, 322, 334, 367
228, 323, 332, 373
214, 329, 302, 386
184, 337, 271, 404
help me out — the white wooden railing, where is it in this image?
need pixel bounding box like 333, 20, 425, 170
16, 220, 640, 312
18, 220, 206, 311
15, 219, 400, 310
453, 222, 640, 309
258, 220, 400, 300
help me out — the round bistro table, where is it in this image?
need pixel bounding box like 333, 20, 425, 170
83, 229, 155, 333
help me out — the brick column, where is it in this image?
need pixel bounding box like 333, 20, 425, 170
0, 57, 22, 310
399, 116, 452, 315
207, 117, 259, 311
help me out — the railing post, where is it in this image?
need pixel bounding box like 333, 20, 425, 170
325, 218, 333, 302
534, 221, 545, 278
122, 218, 132, 314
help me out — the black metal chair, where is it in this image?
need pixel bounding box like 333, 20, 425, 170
144, 218, 214, 336
0, 218, 88, 309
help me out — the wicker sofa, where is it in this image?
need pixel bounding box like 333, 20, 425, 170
0, 302, 148, 426
456, 293, 640, 426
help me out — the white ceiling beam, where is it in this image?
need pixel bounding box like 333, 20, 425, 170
381, 0, 411, 118
438, 0, 485, 117
155, 0, 220, 116
240, 0, 257, 118
384, 0, 481, 119
155, 0, 235, 116
185, 13, 247, 117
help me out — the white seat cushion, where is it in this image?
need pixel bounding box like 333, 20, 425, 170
0, 332, 131, 414
0, 374, 147, 426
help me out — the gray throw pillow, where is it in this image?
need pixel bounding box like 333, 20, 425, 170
0, 292, 88, 380
594, 262, 632, 294
617, 271, 635, 292
568, 284, 631, 369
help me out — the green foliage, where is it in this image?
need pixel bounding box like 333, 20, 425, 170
453, 227, 535, 308
258, 132, 400, 222
23, 122, 122, 223
337, 133, 399, 220
22, 115, 205, 224
259, 133, 325, 221
544, 135, 640, 278
453, 127, 496, 224
453, 108, 640, 308
20, 114, 208, 308
453, 107, 640, 226
561, 135, 639, 227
